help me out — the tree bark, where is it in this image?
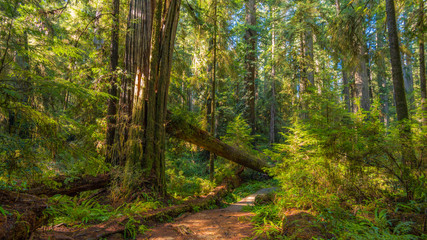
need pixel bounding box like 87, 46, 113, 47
343, 71, 351, 112
419, 0, 426, 168
386, 0, 416, 199
105, 0, 120, 165
209, 0, 218, 182
269, 8, 276, 145
420, 0, 426, 127
403, 52, 415, 111
335, 0, 351, 113
376, 21, 389, 125
353, 39, 371, 112
121, 0, 182, 195
306, 31, 314, 87
386, 0, 409, 122
244, 0, 256, 135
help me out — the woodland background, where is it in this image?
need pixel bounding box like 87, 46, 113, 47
0, 0, 426, 239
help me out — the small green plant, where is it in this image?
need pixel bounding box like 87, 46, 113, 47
0, 205, 10, 216
249, 204, 283, 239
124, 216, 139, 239
138, 224, 149, 235
192, 206, 201, 212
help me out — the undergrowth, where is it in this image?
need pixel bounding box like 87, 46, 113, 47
46, 192, 162, 226
247, 95, 426, 239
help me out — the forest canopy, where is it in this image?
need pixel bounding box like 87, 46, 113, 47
0, 0, 426, 239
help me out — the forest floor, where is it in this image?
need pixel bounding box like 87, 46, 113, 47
134, 188, 276, 240
33, 187, 276, 240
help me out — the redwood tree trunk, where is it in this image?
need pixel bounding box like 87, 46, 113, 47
269, 9, 276, 145
376, 21, 389, 125
353, 38, 370, 112
121, 0, 181, 195
386, 0, 416, 199
244, 0, 256, 135
105, 0, 120, 165
420, 0, 426, 127
419, 0, 426, 168
386, 0, 409, 122
209, 0, 218, 182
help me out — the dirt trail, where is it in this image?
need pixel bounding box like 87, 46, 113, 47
137, 188, 277, 240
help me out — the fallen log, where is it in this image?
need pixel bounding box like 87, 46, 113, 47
19, 113, 269, 198
36, 177, 237, 240
23, 174, 110, 197
0, 191, 49, 240
166, 112, 271, 174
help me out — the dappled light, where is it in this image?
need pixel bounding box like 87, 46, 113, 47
0, 0, 425, 239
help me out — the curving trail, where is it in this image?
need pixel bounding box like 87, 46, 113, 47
137, 188, 277, 240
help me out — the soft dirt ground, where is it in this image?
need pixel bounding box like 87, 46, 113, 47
135, 188, 277, 240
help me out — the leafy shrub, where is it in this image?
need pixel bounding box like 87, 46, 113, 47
166, 168, 215, 199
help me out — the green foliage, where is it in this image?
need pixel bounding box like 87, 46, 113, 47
124, 217, 148, 239
222, 114, 255, 151
116, 200, 161, 216
46, 195, 114, 225
166, 168, 215, 199
46, 193, 161, 229
124, 216, 139, 239
223, 179, 278, 204
245, 203, 283, 239
0, 205, 10, 216
250, 90, 426, 238
320, 207, 417, 240
0, 0, 111, 186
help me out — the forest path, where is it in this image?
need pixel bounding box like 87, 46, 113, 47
133, 188, 277, 240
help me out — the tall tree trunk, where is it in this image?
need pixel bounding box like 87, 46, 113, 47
353, 35, 371, 112
300, 30, 314, 120
386, 0, 416, 199
105, 0, 120, 165
269, 8, 276, 145
403, 52, 415, 111
244, 0, 256, 135
419, 0, 426, 127
299, 32, 308, 119
306, 31, 314, 87
419, 0, 426, 168
386, 0, 409, 122
343, 72, 351, 112
209, 0, 217, 182
121, 0, 181, 195
336, 0, 351, 112
376, 22, 389, 125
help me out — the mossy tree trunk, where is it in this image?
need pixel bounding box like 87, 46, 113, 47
120, 0, 181, 195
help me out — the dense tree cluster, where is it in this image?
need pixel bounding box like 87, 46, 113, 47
0, 0, 425, 237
